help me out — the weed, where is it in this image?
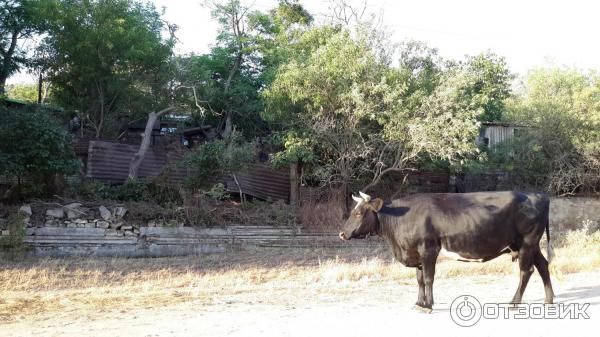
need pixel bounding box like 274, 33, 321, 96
0, 211, 30, 255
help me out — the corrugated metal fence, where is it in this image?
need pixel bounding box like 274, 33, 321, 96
86, 141, 188, 184
86, 141, 290, 201
222, 164, 290, 201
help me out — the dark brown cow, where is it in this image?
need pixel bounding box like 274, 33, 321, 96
339, 191, 555, 313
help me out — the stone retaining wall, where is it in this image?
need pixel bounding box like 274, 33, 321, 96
549, 197, 600, 231
19, 226, 376, 257
1, 201, 379, 257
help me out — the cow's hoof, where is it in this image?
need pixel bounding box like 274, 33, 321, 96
413, 304, 433, 314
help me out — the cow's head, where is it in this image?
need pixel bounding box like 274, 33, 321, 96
339, 191, 383, 240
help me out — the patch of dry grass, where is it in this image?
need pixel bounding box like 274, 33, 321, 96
1, 229, 599, 323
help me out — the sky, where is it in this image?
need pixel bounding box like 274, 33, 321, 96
9, 0, 600, 83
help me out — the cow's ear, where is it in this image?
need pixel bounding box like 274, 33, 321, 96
369, 198, 383, 212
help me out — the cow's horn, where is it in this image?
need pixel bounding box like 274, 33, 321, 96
359, 191, 371, 202
352, 194, 362, 203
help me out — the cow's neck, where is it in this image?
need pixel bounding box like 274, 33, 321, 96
375, 212, 391, 239
375, 212, 420, 267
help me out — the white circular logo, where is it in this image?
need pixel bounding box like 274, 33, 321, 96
450, 295, 482, 327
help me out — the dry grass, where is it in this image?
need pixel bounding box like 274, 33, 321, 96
1, 229, 599, 323
299, 188, 347, 231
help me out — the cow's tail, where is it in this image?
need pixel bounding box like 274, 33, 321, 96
545, 218, 555, 265
542, 195, 556, 268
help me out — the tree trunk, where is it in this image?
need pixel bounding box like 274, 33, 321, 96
223, 113, 233, 139
0, 75, 6, 96
37, 72, 43, 104
290, 162, 300, 207
127, 106, 175, 181
232, 173, 245, 205
221, 51, 242, 139
0, 28, 21, 95
341, 181, 350, 215
95, 85, 104, 139
0, 30, 20, 96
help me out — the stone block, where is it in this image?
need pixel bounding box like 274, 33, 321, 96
99, 206, 112, 221
19, 205, 32, 216
112, 206, 127, 219
46, 208, 64, 218
96, 221, 110, 229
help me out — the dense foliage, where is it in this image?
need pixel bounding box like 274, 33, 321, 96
4, 83, 38, 102
38, 0, 175, 138
75, 180, 182, 205
0, 0, 44, 95
2, 0, 599, 198
0, 106, 80, 198
262, 24, 511, 191
485, 67, 600, 194
184, 133, 255, 189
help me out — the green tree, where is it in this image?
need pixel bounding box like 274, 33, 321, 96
175, 0, 312, 139
202, 0, 254, 138
459, 52, 513, 122
39, 0, 174, 138
0, 106, 80, 199
396, 41, 444, 112
5, 83, 38, 102
248, 0, 313, 84
0, 0, 41, 95
263, 26, 485, 192
263, 27, 387, 189
394, 47, 512, 124
496, 67, 600, 194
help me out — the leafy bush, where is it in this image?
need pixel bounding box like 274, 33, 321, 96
0, 211, 29, 254
184, 134, 255, 189
204, 183, 230, 200
0, 105, 81, 199
269, 131, 316, 168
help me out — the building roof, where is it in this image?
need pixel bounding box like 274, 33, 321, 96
2, 97, 29, 105
127, 120, 161, 131
482, 121, 528, 128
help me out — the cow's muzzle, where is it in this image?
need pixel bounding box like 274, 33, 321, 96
339, 232, 348, 240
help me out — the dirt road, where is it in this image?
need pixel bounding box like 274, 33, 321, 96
3, 270, 598, 337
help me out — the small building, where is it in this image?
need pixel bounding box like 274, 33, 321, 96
121, 119, 163, 145
181, 125, 218, 147
477, 122, 525, 148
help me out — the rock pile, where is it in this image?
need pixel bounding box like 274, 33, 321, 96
39, 204, 142, 236
1, 202, 185, 238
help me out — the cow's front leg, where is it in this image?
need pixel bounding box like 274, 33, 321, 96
414, 266, 426, 308
415, 247, 439, 313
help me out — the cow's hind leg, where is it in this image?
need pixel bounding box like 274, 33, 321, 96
510, 244, 535, 304
414, 267, 426, 309
533, 249, 555, 304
